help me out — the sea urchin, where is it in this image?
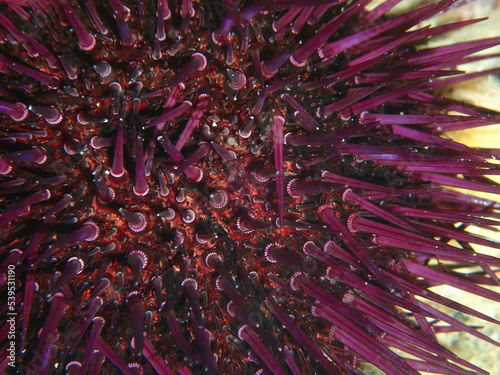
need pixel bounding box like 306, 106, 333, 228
1, 0, 500, 374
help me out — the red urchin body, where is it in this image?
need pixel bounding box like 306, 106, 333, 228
1, 0, 500, 374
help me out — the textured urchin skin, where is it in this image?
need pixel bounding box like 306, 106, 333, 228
1, 1, 500, 374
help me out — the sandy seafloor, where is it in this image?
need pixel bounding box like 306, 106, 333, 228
358, 0, 500, 374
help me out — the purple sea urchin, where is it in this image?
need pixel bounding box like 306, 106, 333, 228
1, 0, 500, 374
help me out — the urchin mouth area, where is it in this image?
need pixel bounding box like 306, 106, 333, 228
1, 0, 500, 374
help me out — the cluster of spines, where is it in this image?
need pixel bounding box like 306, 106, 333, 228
1, 0, 500, 374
